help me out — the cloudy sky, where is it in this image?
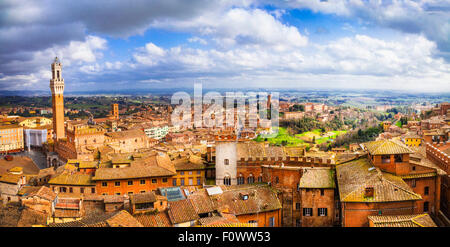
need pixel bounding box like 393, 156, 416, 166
1, 0, 450, 92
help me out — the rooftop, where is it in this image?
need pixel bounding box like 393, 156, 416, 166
336, 158, 422, 203
368, 214, 437, 227
364, 139, 413, 155
299, 167, 335, 189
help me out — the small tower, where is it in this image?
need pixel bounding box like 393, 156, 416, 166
112, 103, 119, 119
215, 132, 237, 186
50, 57, 65, 140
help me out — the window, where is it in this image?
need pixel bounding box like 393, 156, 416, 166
180, 178, 185, 186
247, 176, 254, 184
411, 179, 416, 188
318, 208, 328, 216
412, 166, 416, 171
197, 171, 201, 175
269, 217, 275, 227
69, 187, 73, 193
102, 182, 107, 187
115, 192, 121, 195
424, 186, 429, 195
303, 208, 312, 216
115, 181, 121, 187
320, 189, 324, 196
189, 171, 192, 175
162, 178, 168, 183
237, 176, 244, 185
275, 176, 279, 184
128, 181, 133, 186
172, 179, 177, 186
197, 178, 201, 185
140, 180, 145, 185
223, 177, 231, 186
424, 202, 429, 212
189, 178, 193, 185
91, 188, 95, 194
258, 176, 263, 183
180, 171, 184, 175
80, 188, 84, 194
296, 203, 301, 210
140, 191, 146, 193
60, 187, 67, 193
152, 179, 157, 184
224, 159, 229, 165
128, 192, 133, 195
394, 154, 403, 162
381, 155, 390, 163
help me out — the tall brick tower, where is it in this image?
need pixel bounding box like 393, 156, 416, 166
50, 57, 65, 140
112, 103, 119, 119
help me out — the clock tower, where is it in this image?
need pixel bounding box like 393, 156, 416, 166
50, 57, 65, 140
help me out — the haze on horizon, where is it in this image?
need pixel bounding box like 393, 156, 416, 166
1, 0, 450, 93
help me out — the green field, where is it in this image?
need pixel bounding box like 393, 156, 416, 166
254, 127, 306, 146
296, 129, 347, 144
254, 127, 347, 146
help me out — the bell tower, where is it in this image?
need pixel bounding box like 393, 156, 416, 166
50, 57, 65, 140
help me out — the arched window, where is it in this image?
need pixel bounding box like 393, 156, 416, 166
247, 174, 254, 184
223, 176, 231, 186
258, 175, 263, 183
237, 174, 244, 185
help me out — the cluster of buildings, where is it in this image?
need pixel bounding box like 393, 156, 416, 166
0, 58, 448, 227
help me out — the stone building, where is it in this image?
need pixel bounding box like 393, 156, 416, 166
215, 141, 237, 186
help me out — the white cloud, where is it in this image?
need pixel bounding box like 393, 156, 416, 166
152, 8, 308, 49
130, 33, 450, 92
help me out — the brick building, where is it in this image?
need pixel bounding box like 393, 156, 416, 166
93, 153, 177, 195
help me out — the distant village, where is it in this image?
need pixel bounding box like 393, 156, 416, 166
0, 58, 448, 227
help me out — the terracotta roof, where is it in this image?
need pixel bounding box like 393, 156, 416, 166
105, 210, 144, 227
48, 173, 95, 186
167, 199, 199, 224
214, 185, 282, 216
133, 211, 172, 227
364, 140, 413, 155
198, 214, 239, 226
17, 208, 47, 227
23, 186, 56, 201
299, 168, 335, 188
130, 191, 157, 205
105, 129, 146, 139
103, 195, 126, 203
49, 210, 143, 227
0, 173, 24, 184
368, 214, 437, 227
188, 190, 217, 214
173, 156, 205, 171
93, 164, 175, 181
336, 158, 422, 203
